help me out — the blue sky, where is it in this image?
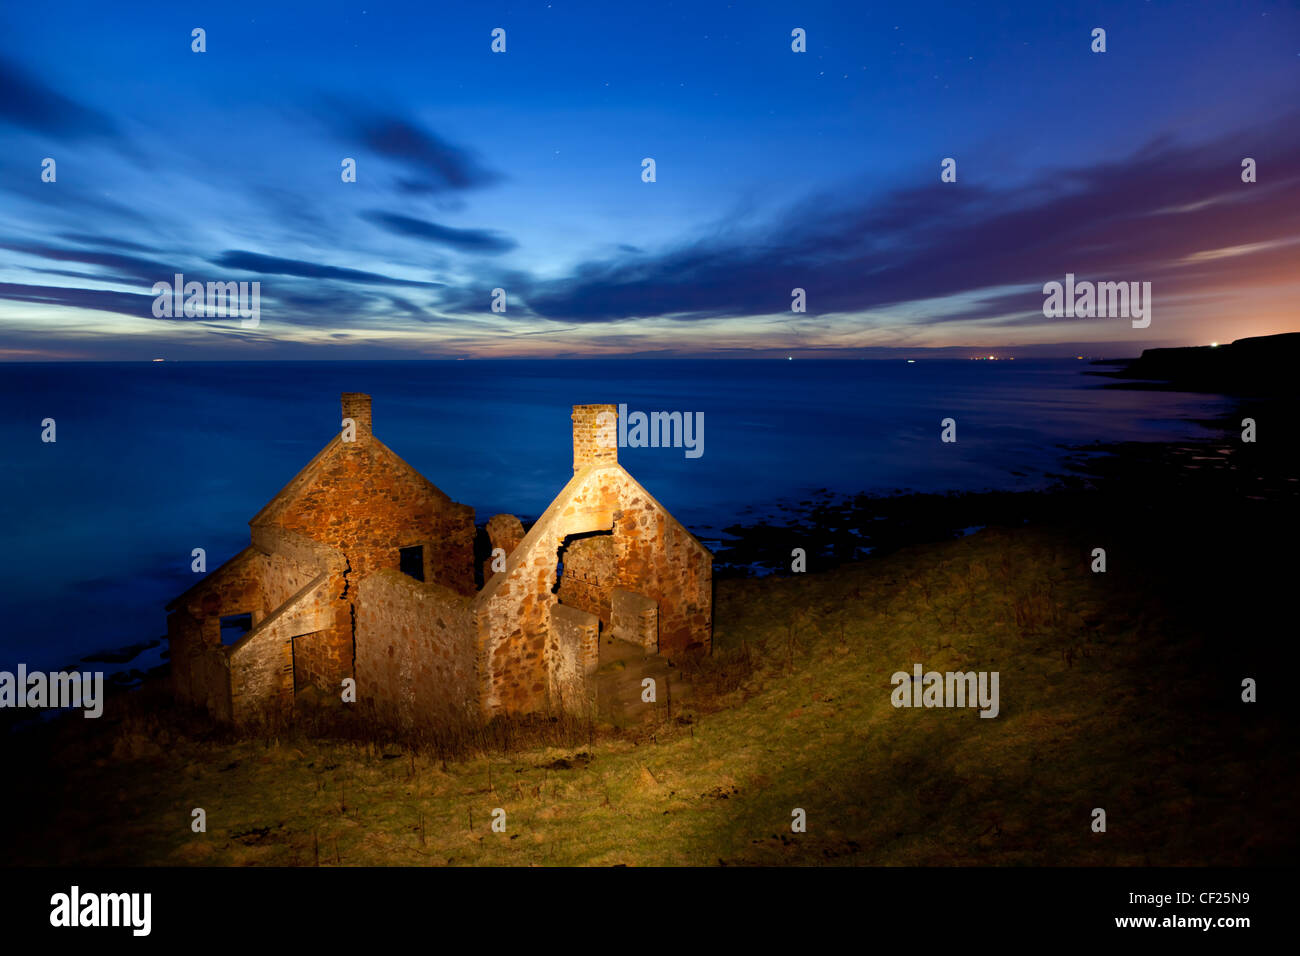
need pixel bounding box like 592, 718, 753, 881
1, 0, 1297, 359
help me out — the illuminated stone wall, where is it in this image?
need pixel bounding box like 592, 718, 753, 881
167, 397, 711, 729
355, 570, 477, 732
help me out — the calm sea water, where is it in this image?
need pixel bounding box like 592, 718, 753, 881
0, 359, 1231, 671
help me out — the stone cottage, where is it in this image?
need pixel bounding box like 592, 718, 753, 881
165, 395, 712, 729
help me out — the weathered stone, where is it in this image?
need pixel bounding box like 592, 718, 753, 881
611, 588, 659, 652
548, 604, 600, 716
483, 513, 525, 582
165, 397, 712, 729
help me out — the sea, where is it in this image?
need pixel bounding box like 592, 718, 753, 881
0, 358, 1233, 674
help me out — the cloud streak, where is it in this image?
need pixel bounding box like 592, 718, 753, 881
0, 55, 118, 140
468, 114, 1300, 328
211, 251, 442, 288
322, 99, 503, 195
361, 211, 516, 254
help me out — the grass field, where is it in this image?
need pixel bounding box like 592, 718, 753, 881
9, 516, 1292, 867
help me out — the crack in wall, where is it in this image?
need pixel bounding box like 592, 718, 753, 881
341, 554, 358, 676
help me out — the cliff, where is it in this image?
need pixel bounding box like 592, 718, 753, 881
1102, 331, 1300, 395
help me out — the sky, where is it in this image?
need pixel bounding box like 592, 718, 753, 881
0, 0, 1297, 360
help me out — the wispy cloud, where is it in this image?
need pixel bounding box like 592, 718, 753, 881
321, 98, 503, 195
0, 54, 118, 140
0, 281, 155, 317
0, 241, 177, 283
211, 251, 442, 288
360, 211, 516, 254
478, 114, 1300, 328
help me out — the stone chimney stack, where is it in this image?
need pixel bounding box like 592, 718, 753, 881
341, 392, 372, 444
572, 404, 618, 473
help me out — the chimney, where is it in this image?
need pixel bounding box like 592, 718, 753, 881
341, 392, 372, 444
572, 404, 618, 473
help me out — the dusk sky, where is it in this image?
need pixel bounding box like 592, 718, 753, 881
0, 0, 1296, 360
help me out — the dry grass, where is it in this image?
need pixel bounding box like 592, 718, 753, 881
6, 524, 1294, 866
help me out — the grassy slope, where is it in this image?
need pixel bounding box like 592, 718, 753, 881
11, 525, 1293, 866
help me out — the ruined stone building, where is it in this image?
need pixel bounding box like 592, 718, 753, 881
165, 395, 712, 729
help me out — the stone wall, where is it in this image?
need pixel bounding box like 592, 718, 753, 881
556, 533, 616, 623
611, 588, 659, 651
355, 570, 477, 732
189, 644, 233, 722
166, 389, 487, 727
528, 464, 712, 659
291, 630, 339, 695
178, 547, 263, 627
429, 503, 477, 594
267, 435, 475, 595
165, 529, 347, 726
256, 395, 476, 597
169, 609, 232, 720
167, 398, 712, 731
251, 523, 341, 573
571, 404, 618, 473
472, 541, 557, 717
548, 604, 599, 715
483, 513, 525, 582
341, 391, 373, 438
259, 548, 319, 615
473, 461, 711, 717
612, 488, 712, 655
228, 572, 337, 725
229, 633, 292, 725
167, 546, 264, 717
473, 469, 620, 717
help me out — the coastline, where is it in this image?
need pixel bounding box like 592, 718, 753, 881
4, 431, 1294, 863
4, 359, 1296, 864
22, 370, 1288, 696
